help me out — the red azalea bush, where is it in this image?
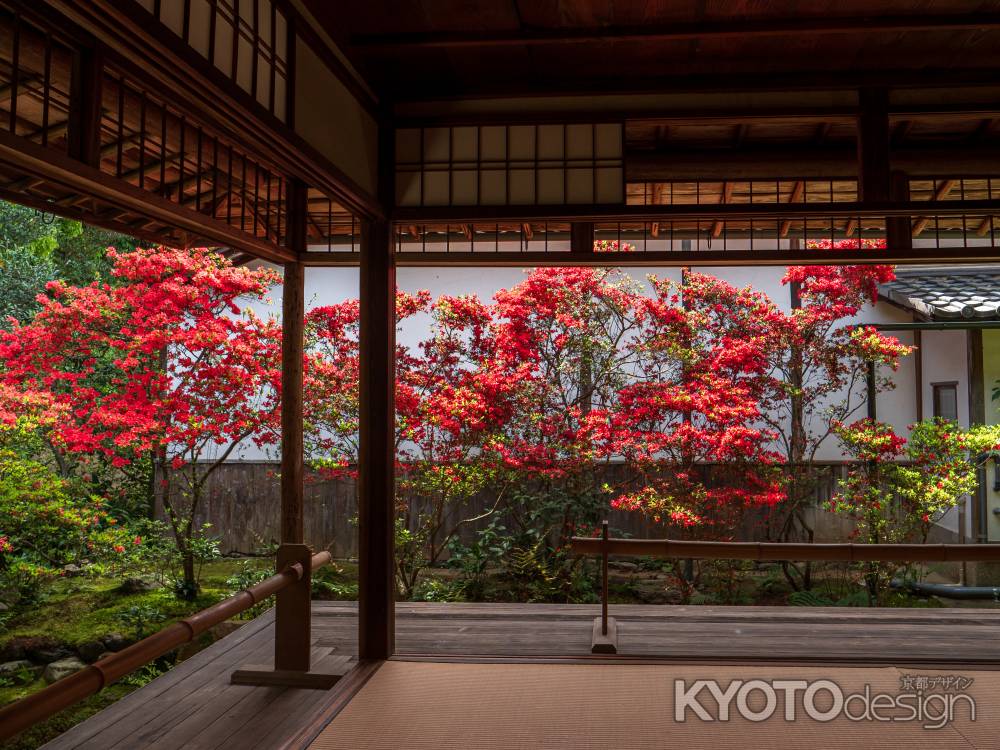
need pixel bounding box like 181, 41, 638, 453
0, 246, 283, 596
1, 239, 939, 605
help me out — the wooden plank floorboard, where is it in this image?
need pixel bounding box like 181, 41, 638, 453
38, 601, 1000, 749
40, 612, 277, 750
152, 654, 349, 750
129, 639, 278, 749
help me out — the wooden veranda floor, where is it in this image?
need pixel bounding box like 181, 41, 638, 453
41, 601, 1000, 749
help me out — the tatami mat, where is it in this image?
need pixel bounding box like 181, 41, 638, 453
308, 660, 993, 749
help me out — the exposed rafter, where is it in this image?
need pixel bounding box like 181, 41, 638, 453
912, 179, 957, 236
779, 181, 805, 237
710, 181, 735, 238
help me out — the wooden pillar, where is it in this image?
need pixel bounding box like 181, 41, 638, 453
866, 360, 878, 421
857, 88, 890, 204
914, 329, 923, 421
358, 216, 396, 660
274, 179, 310, 672
570, 222, 595, 254
969, 329, 985, 427
233, 179, 342, 687
887, 170, 912, 252
857, 88, 911, 250
68, 44, 103, 167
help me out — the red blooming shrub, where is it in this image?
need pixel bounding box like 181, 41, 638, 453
752, 241, 914, 588
0, 246, 283, 595
594, 271, 785, 534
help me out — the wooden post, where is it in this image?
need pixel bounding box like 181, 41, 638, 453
601, 520, 609, 636
857, 89, 911, 251
867, 360, 878, 421
67, 44, 103, 168
232, 181, 341, 688
591, 519, 617, 654
274, 254, 309, 672
857, 88, 890, 204
968, 329, 985, 427
887, 170, 912, 252
358, 216, 396, 661
570, 221, 595, 254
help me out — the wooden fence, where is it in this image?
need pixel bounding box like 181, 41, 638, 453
158, 462, 861, 557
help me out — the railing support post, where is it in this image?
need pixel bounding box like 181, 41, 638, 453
601, 520, 609, 636
591, 519, 617, 654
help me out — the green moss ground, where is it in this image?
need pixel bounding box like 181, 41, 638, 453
0, 558, 272, 750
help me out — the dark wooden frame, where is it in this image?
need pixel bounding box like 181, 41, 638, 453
932, 380, 960, 422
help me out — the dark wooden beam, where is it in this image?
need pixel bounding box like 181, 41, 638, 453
627, 144, 1000, 181
387, 65, 1000, 102
46, 0, 382, 220
0, 184, 183, 247
0, 126, 294, 262
392, 198, 1000, 225
358, 216, 396, 661
389, 246, 1000, 269
351, 14, 1000, 50
972, 118, 997, 143
891, 119, 912, 146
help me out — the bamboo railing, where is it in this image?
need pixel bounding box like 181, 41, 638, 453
0, 550, 333, 743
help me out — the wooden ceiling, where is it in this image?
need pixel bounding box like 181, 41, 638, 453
304, 0, 1000, 101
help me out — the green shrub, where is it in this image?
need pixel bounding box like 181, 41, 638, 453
225, 561, 272, 619
0, 448, 136, 605
114, 604, 166, 641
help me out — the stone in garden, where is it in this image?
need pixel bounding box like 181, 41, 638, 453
0, 640, 27, 661
102, 632, 130, 652
77, 640, 107, 663
0, 660, 40, 684
0, 601, 9, 613
33, 646, 72, 664
42, 657, 87, 684
117, 577, 161, 594
609, 561, 638, 572
62, 563, 83, 576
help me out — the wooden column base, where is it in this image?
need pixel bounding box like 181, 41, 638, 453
232, 650, 350, 690
591, 616, 618, 654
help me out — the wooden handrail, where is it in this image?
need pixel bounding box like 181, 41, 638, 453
0, 550, 332, 743
572, 528, 1000, 652
571, 536, 1000, 563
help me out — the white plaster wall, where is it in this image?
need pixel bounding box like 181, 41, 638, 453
920, 330, 970, 428
294, 40, 378, 195
229, 261, 934, 463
